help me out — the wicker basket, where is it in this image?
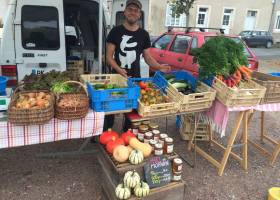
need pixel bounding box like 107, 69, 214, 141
55, 81, 89, 120
252, 71, 280, 104
212, 77, 266, 107
8, 90, 55, 125
166, 82, 216, 113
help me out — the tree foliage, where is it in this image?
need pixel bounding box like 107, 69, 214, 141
169, 0, 196, 26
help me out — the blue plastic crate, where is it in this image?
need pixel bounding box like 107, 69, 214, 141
155, 70, 197, 91
269, 72, 280, 77
90, 98, 138, 112
81, 74, 140, 112
0, 76, 8, 94
128, 72, 168, 92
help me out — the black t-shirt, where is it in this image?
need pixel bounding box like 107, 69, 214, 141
106, 25, 151, 77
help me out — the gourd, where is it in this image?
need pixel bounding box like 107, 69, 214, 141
129, 149, 144, 165
129, 137, 152, 157
115, 183, 131, 200
134, 181, 150, 198
121, 129, 136, 145
113, 145, 129, 163
106, 138, 125, 154
123, 170, 140, 188
100, 129, 119, 145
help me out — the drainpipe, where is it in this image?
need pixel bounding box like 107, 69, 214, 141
269, 0, 276, 33
98, 0, 103, 74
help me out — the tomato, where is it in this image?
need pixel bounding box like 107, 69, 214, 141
139, 81, 147, 89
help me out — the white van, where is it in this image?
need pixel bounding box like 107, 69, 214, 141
0, 0, 109, 85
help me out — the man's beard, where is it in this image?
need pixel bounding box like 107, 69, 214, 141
126, 18, 139, 25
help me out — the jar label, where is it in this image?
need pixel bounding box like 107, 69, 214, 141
154, 136, 159, 142
132, 129, 138, 135
144, 139, 150, 144
154, 150, 163, 156
167, 145, 174, 154
178, 165, 182, 171
173, 174, 182, 181
138, 133, 144, 141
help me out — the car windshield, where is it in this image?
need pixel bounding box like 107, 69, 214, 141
204, 36, 252, 58
239, 31, 251, 36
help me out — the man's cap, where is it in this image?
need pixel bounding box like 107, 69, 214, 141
126, 0, 142, 9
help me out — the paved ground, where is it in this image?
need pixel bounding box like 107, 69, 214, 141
0, 58, 280, 200
251, 47, 280, 60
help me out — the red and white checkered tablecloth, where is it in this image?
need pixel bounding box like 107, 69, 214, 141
0, 110, 104, 149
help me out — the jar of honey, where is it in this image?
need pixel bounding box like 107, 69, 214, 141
172, 171, 182, 182
164, 137, 174, 154
173, 158, 183, 173
144, 132, 153, 143
154, 143, 163, 156
131, 122, 141, 136
159, 133, 168, 145
149, 123, 159, 131
138, 125, 149, 142
152, 130, 160, 141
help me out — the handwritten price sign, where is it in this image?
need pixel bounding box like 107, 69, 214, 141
144, 155, 171, 188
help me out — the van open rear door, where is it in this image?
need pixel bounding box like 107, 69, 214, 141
14, 0, 66, 81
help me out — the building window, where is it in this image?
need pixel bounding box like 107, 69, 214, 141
247, 10, 257, 17
165, 4, 186, 27
222, 9, 233, 26
196, 7, 209, 27
275, 12, 280, 30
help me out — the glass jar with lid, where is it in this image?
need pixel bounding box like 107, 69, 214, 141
164, 137, 174, 154
141, 120, 150, 126
144, 132, 153, 143
159, 133, 168, 145
172, 158, 183, 173
149, 123, 159, 131
149, 139, 157, 152
138, 125, 149, 142
154, 143, 163, 156
131, 122, 141, 136
172, 171, 182, 182
152, 130, 160, 141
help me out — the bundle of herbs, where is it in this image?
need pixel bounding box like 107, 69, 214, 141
191, 36, 248, 81
22, 70, 74, 91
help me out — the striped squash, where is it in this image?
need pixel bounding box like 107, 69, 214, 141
123, 170, 140, 188
134, 181, 150, 198
115, 183, 131, 200
129, 150, 144, 165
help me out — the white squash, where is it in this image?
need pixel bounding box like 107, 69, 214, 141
123, 170, 140, 188
113, 145, 129, 163
115, 183, 131, 200
134, 181, 150, 198
129, 149, 144, 165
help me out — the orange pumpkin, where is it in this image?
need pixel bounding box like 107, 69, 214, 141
121, 129, 136, 145
99, 129, 119, 145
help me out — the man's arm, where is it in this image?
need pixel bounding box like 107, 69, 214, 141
143, 49, 171, 73
106, 43, 128, 77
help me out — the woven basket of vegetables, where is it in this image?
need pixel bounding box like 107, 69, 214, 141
8, 90, 55, 125
54, 81, 89, 120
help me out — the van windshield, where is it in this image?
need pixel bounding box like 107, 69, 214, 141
21, 5, 60, 50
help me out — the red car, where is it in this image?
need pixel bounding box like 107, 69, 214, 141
149, 29, 258, 77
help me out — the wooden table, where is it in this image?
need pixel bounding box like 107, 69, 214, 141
248, 111, 280, 165
187, 110, 249, 176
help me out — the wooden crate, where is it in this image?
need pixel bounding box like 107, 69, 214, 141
179, 115, 209, 141
100, 160, 186, 200
80, 74, 127, 87
167, 82, 216, 113
137, 99, 179, 117
66, 60, 84, 80
97, 144, 179, 186
252, 71, 280, 104
212, 78, 266, 107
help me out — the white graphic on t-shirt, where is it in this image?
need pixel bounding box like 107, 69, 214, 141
119, 35, 137, 69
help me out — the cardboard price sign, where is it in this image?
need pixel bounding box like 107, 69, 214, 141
144, 155, 172, 188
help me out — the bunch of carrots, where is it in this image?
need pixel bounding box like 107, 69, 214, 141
216, 66, 252, 88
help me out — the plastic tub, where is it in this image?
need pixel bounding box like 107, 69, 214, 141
0, 76, 8, 94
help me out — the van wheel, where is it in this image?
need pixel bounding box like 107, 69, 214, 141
266, 41, 272, 48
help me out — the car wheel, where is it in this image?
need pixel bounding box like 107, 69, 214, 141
266, 41, 272, 48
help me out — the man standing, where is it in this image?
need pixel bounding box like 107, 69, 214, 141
105, 0, 170, 130
106, 0, 170, 78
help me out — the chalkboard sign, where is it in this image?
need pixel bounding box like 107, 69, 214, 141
144, 155, 172, 188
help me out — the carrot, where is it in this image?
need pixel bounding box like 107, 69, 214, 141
232, 70, 242, 84
238, 66, 251, 80
240, 66, 252, 75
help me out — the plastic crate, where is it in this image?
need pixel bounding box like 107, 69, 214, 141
0, 76, 8, 94
269, 72, 280, 77
81, 74, 140, 112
